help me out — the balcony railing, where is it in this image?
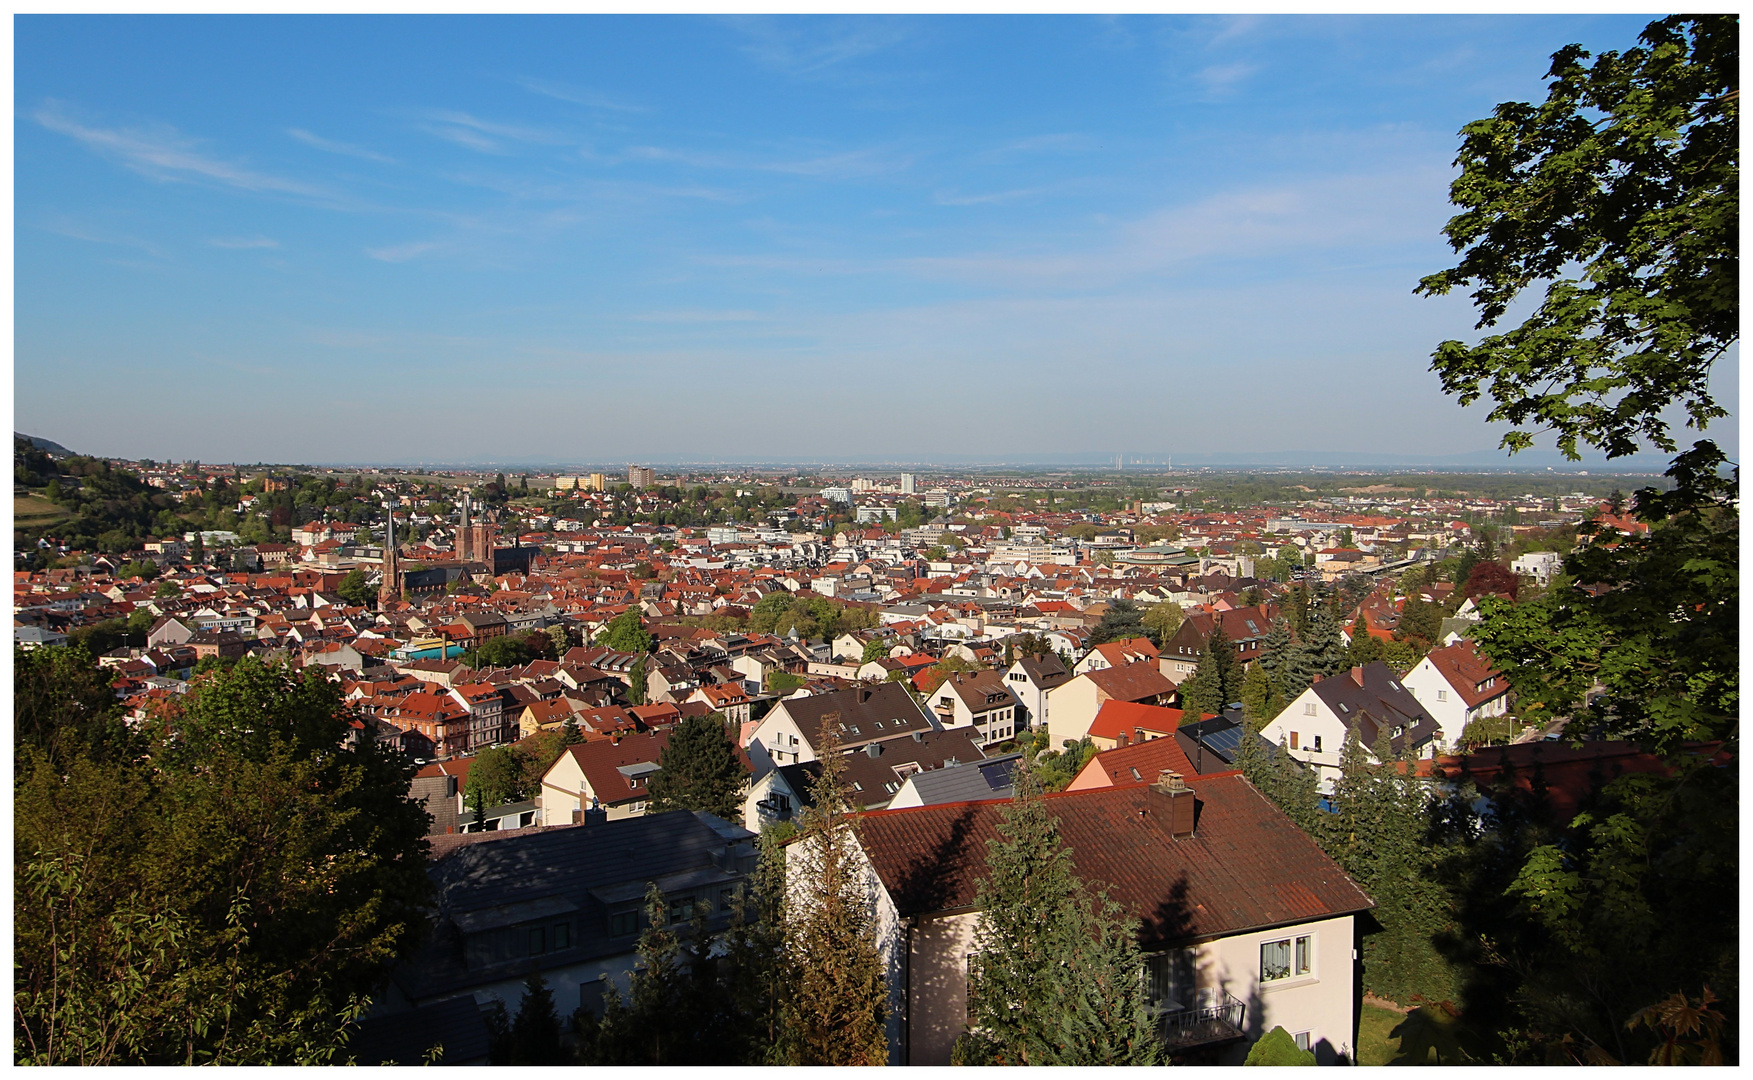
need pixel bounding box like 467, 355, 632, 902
1158, 989, 1246, 1051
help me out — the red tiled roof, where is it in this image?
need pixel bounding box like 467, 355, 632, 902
1431, 741, 1729, 823
1069, 734, 1206, 790
1421, 641, 1509, 709
856, 775, 1373, 945
1086, 701, 1209, 744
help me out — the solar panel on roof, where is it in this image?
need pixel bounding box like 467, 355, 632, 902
1201, 727, 1244, 762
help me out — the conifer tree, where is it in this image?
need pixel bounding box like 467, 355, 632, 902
1277, 610, 1347, 695
508, 972, 565, 1065
1258, 617, 1295, 683
960, 770, 1163, 1066
626, 660, 647, 706
1179, 623, 1241, 716
646, 711, 748, 820
781, 732, 889, 1065
1239, 662, 1286, 727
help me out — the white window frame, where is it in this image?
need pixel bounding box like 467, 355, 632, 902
1261, 932, 1314, 984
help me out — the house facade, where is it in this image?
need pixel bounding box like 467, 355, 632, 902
1044, 661, 1178, 750
743, 682, 937, 773
848, 772, 1373, 1065
1400, 641, 1511, 750
1003, 652, 1070, 730
928, 669, 1022, 747
1261, 663, 1444, 791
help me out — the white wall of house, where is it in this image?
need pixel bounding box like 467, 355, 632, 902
1194, 913, 1360, 1065
1259, 691, 1348, 792
1002, 662, 1052, 730
538, 753, 647, 823
1401, 660, 1509, 751
745, 704, 813, 771
907, 912, 980, 1065
1044, 676, 1106, 750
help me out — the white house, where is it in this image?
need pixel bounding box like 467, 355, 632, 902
926, 669, 1021, 747
1401, 640, 1512, 750
1003, 652, 1071, 729
1261, 663, 1444, 792
1509, 550, 1563, 586
742, 682, 936, 774
853, 772, 1374, 1065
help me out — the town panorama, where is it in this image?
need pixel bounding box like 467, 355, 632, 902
15, 13, 1734, 1071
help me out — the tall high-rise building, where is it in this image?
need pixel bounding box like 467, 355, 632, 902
587, 473, 608, 492
900, 473, 916, 494
628, 465, 657, 489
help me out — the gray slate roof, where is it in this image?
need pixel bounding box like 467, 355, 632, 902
395, 810, 755, 1003
898, 752, 1024, 806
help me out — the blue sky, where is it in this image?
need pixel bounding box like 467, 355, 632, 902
15, 14, 1734, 466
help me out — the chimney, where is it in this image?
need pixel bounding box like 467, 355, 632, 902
1150, 770, 1196, 839
1350, 665, 1365, 686
865, 742, 883, 758
912, 730, 924, 743
1118, 731, 1129, 748
1134, 727, 1145, 744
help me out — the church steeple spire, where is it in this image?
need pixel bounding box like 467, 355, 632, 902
378, 495, 400, 609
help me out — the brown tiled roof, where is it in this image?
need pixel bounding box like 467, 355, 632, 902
1422, 641, 1509, 709
1083, 661, 1178, 702
776, 682, 935, 750
857, 775, 1372, 946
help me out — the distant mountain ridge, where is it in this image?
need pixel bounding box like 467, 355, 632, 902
14, 433, 74, 457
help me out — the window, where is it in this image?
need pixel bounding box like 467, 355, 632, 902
553, 922, 570, 949
1289, 731, 1299, 750
1294, 1031, 1311, 1052
1437, 689, 1448, 702
670, 897, 694, 924
1312, 735, 1322, 753
1261, 934, 1314, 982
528, 928, 545, 954
1303, 702, 1317, 716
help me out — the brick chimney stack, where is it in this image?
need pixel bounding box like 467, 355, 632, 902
1150, 769, 1196, 839
1351, 665, 1365, 686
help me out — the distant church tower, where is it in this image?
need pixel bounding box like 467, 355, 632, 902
378, 497, 400, 609
458, 489, 494, 568
459, 490, 473, 562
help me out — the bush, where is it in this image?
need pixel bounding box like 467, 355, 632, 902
1244, 1026, 1316, 1066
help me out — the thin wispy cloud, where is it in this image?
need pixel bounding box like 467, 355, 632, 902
365, 240, 444, 262
762, 146, 911, 180
934, 186, 1052, 207
34, 101, 324, 196
993, 133, 1098, 156
287, 128, 395, 164
517, 77, 649, 113
629, 309, 768, 324
36, 217, 167, 257
208, 235, 279, 249
422, 124, 504, 154
725, 16, 914, 77
426, 110, 565, 144
1194, 61, 1259, 96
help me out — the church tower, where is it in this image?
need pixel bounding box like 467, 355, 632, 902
458, 490, 473, 562
378, 497, 400, 609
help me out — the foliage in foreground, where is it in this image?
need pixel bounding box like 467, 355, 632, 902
14, 654, 433, 1065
